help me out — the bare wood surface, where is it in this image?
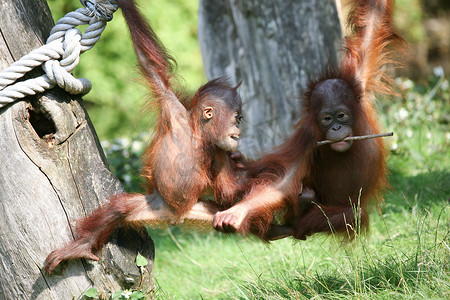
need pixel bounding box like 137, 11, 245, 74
0, 0, 154, 299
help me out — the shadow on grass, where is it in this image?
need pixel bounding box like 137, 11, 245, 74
147, 226, 237, 254
385, 167, 449, 213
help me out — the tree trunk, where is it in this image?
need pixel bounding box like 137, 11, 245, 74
198, 0, 343, 158
0, 1, 154, 299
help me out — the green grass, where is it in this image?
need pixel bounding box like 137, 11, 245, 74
147, 167, 448, 299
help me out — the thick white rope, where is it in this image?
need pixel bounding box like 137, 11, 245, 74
0, 0, 118, 108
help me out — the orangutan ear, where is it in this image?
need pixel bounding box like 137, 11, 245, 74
203, 106, 214, 120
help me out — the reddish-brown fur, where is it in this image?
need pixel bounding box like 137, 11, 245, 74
213, 0, 404, 239
45, 0, 245, 273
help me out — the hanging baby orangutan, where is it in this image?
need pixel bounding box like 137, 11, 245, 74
45, 0, 246, 273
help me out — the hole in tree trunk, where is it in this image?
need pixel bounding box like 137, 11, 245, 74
28, 107, 56, 141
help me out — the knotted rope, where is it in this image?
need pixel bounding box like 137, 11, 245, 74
0, 0, 118, 108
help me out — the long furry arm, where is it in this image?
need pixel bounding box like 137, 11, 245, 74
340, 0, 405, 96
117, 0, 186, 118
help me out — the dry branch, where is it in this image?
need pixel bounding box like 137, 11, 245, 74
317, 132, 394, 146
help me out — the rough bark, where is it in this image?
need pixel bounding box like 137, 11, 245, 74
198, 0, 343, 158
0, 0, 154, 299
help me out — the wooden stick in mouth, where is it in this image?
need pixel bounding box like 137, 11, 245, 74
317, 132, 394, 146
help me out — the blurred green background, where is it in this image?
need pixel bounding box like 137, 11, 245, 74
47, 0, 450, 141
48, 0, 206, 140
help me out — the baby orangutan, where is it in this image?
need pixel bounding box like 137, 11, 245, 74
45, 0, 245, 273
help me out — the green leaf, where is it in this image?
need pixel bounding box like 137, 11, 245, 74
111, 290, 123, 299
135, 252, 148, 267
130, 291, 146, 300
83, 287, 98, 298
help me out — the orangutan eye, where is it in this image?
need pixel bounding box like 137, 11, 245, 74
337, 111, 350, 122
235, 112, 243, 124
321, 114, 333, 127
